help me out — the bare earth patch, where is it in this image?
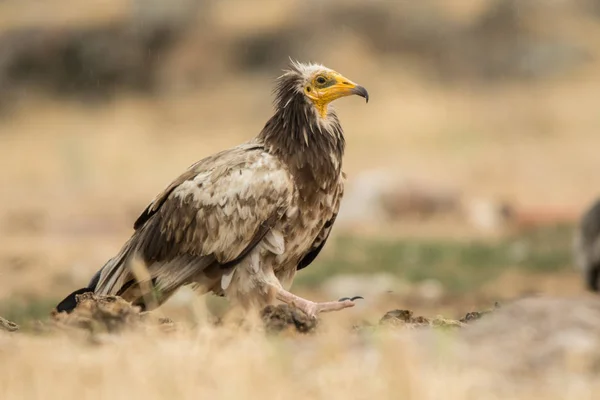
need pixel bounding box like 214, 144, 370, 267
49, 292, 176, 335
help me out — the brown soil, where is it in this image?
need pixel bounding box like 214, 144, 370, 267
260, 304, 319, 334
50, 292, 175, 335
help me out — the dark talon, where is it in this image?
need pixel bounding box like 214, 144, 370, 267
338, 296, 364, 302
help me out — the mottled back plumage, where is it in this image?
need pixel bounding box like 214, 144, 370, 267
56, 61, 369, 317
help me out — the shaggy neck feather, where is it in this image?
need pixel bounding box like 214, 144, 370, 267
257, 75, 345, 191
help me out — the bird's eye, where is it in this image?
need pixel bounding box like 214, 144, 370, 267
316, 76, 326, 85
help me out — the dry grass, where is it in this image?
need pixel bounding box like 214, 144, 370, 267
2, 295, 600, 400
0, 325, 417, 400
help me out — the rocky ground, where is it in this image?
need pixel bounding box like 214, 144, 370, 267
0, 292, 533, 336
0, 292, 500, 335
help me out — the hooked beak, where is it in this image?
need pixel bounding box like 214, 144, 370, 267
319, 73, 369, 104
351, 85, 369, 103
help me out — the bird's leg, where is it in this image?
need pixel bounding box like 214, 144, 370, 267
273, 287, 356, 319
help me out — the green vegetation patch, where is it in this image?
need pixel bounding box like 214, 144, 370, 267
295, 223, 576, 293
0, 298, 61, 329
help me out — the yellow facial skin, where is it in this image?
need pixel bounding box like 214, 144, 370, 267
304, 71, 369, 118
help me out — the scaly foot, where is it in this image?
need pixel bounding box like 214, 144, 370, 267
275, 287, 358, 319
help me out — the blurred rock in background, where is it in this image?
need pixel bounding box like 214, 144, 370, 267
337, 169, 463, 224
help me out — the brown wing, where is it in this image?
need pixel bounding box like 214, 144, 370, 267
94, 143, 295, 296
297, 172, 345, 271
132, 143, 264, 230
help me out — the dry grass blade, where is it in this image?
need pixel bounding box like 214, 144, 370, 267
128, 255, 160, 314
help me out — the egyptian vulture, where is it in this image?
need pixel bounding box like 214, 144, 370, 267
55, 60, 369, 318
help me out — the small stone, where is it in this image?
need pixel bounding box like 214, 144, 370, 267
260, 304, 318, 335
380, 309, 414, 325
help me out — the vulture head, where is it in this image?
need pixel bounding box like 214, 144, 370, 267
274, 60, 369, 119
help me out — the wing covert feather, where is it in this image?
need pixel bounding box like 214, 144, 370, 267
136, 145, 294, 266
133, 143, 265, 231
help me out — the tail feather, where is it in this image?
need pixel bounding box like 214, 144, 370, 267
53, 242, 133, 314
54, 235, 218, 313
54, 287, 94, 313
54, 267, 103, 313
94, 239, 136, 296
87, 268, 102, 290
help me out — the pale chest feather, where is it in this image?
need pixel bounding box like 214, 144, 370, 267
275, 180, 343, 264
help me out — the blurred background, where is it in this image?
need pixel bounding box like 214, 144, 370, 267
1, 0, 600, 323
